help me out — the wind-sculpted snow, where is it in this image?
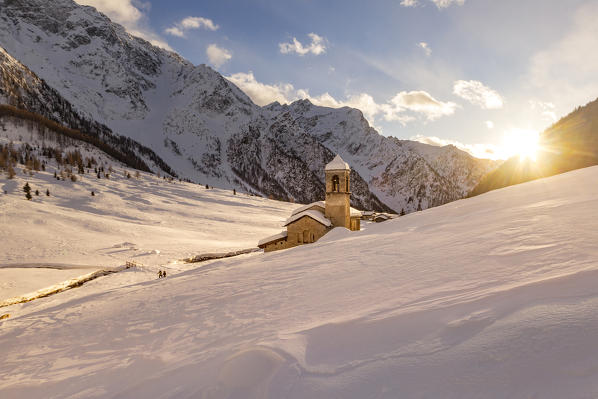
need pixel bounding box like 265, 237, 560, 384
1, 166, 598, 398
0, 0, 497, 213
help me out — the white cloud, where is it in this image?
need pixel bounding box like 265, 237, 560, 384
431, 0, 465, 8
418, 42, 432, 56
453, 80, 504, 109
384, 91, 458, 121
279, 33, 327, 56
529, 3, 598, 112
180, 16, 218, 30
400, 0, 465, 8
75, 0, 172, 50
400, 0, 419, 6
226, 72, 456, 126
206, 44, 232, 68
529, 100, 557, 122
165, 16, 219, 38
77, 0, 143, 23
165, 26, 184, 38
225, 72, 296, 106
411, 134, 501, 160
485, 121, 494, 129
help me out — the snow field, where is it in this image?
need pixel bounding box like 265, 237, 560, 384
0, 267, 95, 300
1, 165, 597, 398
0, 121, 297, 300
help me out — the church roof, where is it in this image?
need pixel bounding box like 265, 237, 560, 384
283, 209, 332, 228
258, 230, 288, 247
290, 201, 326, 217
325, 154, 350, 171
350, 207, 362, 218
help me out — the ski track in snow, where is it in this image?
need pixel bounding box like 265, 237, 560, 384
0, 166, 598, 398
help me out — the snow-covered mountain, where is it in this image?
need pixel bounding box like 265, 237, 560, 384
0, 0, 497, 212
0, 46, 177, 176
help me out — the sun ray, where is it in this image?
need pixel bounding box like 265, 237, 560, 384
499, 128, 540, 161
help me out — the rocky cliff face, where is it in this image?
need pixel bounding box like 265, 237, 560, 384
0, 0, 497, 212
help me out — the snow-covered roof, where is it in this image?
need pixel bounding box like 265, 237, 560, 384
291, 201, 326, 217
283, 210, 332, 228
350, 207, 362, 218
258, 231, 288, 246
325, 154, 350, 171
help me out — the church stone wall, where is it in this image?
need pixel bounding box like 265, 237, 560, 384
325, 195, 350, 228
263, 238, 288, 252
286, 216, 330, 247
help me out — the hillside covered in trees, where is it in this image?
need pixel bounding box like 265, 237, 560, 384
470, 97, 598, 196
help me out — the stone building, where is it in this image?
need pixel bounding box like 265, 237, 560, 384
258, 155, 362, 252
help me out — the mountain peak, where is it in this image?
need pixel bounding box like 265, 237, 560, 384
0, 0, 498, 213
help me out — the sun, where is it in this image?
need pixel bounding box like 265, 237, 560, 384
500, 128, 540, 161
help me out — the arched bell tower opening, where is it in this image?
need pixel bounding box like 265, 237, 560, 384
332, 175, 340, 192
325, 155, 351, 229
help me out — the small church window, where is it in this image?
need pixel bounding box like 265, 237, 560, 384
332, 175, 340, 192
346, 175, 349, 191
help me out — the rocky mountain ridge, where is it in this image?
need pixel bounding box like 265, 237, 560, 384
0, 0, 498, 212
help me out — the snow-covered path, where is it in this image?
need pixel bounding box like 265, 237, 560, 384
1, 167, 598, 398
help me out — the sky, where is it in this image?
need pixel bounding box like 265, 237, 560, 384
75, 0, 598, 160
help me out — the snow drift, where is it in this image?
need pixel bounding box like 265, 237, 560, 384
1, 166, 597, 398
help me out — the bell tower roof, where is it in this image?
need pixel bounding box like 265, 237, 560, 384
325, 154, 350, 171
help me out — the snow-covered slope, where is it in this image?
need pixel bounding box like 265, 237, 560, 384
2, 162, 598, 398
0, 0, 497, 213
0, 46, 177, 176
0, 118, 296, 280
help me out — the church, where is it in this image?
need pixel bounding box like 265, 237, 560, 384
258, 154, 362, 252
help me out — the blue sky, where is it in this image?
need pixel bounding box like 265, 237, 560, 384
77, 0, 598, 159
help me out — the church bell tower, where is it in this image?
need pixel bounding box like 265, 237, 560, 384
324, 154, 351, 229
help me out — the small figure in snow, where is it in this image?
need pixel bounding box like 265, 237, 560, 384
162, 270, 167, 278
157, 270, 162, 279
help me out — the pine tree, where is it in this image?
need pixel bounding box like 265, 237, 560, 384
26, 191, 32, 200
35, 189, 39, 196
23, 182, 31, 195
46, 189, 50, 196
